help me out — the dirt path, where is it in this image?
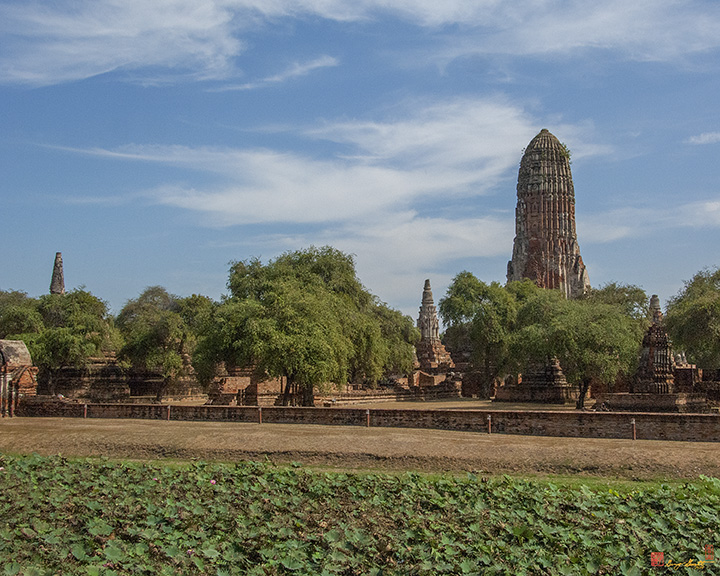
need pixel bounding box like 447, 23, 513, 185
1, 417, 719, 480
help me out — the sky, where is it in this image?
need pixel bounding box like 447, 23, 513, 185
2, 0, 720, 320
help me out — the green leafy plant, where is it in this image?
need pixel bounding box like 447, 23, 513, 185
0, 454, 716, 575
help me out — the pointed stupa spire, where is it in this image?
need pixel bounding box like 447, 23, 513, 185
421, 278, 435, 308
50, 252, 65, 295
418, 279, 440, 343
415, 279, 454, 372
507, 129, 590, 298
649, 294, 663, 324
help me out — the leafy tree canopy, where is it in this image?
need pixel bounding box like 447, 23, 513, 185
440, 275, 643, 404
1, 288, 119, 394
116, 286, 214, 398
510, 292, 641, 406
582, 282, 649, 321
197, 246, 418, 405
666, 267, 720, 368
0, 290, 44, 338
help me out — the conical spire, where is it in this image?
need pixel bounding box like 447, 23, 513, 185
421, 279, 434, 307
415, 279, 455, 372
417, 279, 440, 343
649, 294, 663, 324
507, 129, 590, 298
50, 252, 65, 295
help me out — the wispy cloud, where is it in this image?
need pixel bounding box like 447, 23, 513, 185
2, 1, 719, 86
579, 198, 720, 244
211, 55, 339, 91
61, 98, 552, 223
686, 132, 720, 145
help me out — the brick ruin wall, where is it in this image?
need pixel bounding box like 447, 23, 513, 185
16, 401, 720, 442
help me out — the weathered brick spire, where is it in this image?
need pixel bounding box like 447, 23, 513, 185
415, 279, 454, 372
507, 129, 590, 298
633, 294, 676, 394
418, 279, 440, 343
50, 252, 65, 295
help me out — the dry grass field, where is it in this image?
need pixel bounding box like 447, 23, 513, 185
2, 416, 719, 480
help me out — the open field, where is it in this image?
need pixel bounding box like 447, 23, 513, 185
2, 416, 719, 480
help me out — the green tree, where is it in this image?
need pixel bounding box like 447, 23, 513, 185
666, 268, 720, 368
439, 273, 538, 386
511, 292, 640, 408
5, 289, 119, 394
196, 247, 418, 405
582, 282, 649, 321
116, 286, 200, 400
0, 290, 44, 338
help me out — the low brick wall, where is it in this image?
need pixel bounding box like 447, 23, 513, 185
17, 401, 720, 442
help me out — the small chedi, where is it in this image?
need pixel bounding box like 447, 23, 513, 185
494, 358, 580, 404
0, 340, 38, 416
633, 295, 676, 394
507, 129, 590, 299
415, 279, 454, 374
596, 295, 710, 413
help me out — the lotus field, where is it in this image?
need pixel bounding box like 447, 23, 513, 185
0, 454, 718, 575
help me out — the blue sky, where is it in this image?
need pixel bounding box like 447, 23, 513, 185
2, 0, 720, 319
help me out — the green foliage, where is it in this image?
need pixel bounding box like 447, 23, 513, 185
582, 282, 649, 323
440, 275, 642, 399
1, 289, 119, 392
0, 290, 44, 338
439, 274, 539, 382
511, 291, 640, 401
116, 287, 213, 398
0, 454, 717, 575
197, 247, 417, 404
666, 268, 720, 368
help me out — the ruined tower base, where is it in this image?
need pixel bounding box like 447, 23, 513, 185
493, 359, 581, 404
593, 392, 710, 413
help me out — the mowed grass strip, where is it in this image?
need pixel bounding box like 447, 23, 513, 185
0, 453, 718, 575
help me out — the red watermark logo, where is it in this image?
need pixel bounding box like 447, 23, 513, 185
651, 552, 665, 567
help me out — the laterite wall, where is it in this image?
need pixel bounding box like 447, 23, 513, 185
17, 402, 720, 442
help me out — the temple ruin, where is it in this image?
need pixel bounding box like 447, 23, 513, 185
0, 340, 38, 416
633, 295, 676, 394
507, 129, 590, 298
595, 295, 710, 412
415, 279, 454, 374
50, 252, 65, 295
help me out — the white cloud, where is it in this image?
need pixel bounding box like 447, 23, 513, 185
210, 55, 339, 91
0, 0, 243, 85
677, 200, 720, 227
686, 132, 720, 145
65, 98, 550, 223
578, 198, 720, 245
2, 0, 719, 85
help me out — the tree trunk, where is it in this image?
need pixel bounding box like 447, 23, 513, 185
281, 375, 293, 406
302, 382, 315, 407
576, 377, 592, 409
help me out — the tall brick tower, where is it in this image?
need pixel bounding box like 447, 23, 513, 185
507, 129, 590, 298
50, 252, 65, 295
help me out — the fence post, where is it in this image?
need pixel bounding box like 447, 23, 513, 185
366, 409, 371, 427
83, 404, 88, 419
167, 405, 171, 421
631, 418, 636, 440
258, 406, 262, 424
487, 415, 492, 434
